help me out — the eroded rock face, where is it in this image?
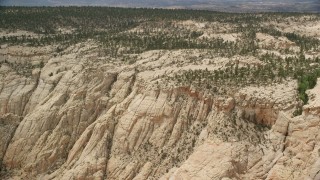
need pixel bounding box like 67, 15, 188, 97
304, 78, 320, 116
0, 42, 319, 180
0, 114, 22, 169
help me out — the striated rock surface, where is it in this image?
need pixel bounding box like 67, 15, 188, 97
0, 40, 319, 180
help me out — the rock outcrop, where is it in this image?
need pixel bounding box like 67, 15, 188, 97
0, 41, 319, 180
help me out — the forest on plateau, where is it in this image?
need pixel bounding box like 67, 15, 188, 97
1, 7, 320, 115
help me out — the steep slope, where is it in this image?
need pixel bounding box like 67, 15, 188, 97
1, 40, 319, 179
1, 9, 320, 179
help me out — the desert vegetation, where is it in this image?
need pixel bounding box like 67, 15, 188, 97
1, 7, 320, 111
1, 7, 320, 179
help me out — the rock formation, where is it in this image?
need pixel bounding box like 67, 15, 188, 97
1, 9, 320, 180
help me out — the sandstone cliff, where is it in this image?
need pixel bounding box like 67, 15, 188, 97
0, 41, 319, 180
1, 9, 320, 179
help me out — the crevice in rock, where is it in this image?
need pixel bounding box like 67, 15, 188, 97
22, 74, 40, 116
126, 72, 137, 98
281, 122, 290, 153
104, 112, 119, 179
106, 73, 118, 97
